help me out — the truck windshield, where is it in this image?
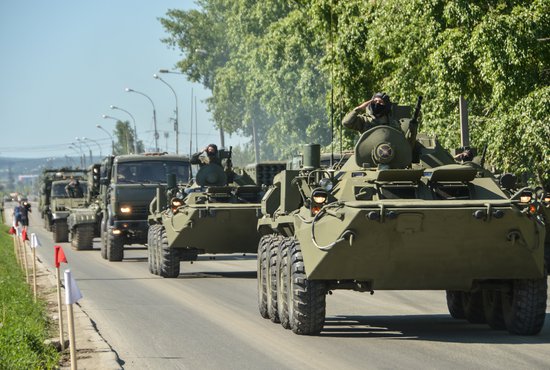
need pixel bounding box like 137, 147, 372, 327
115, 161, 190, 184
51, 182, 88, 198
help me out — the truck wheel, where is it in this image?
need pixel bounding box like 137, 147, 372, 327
277, 238, 291, 329
147, 225, 159, 275
72, 225, 94, 250
288, 238, 326, 335
52, 220, 69, 242
482, 289, 505, 330
257, 235, 272, 319
502, 276, 547, 335
159, 227, 179, 278
462, 291, 486, 324
267, 235, 283, 323
100, 222, 108, 259
445, 291, 465, 319
107, 228, 124, 262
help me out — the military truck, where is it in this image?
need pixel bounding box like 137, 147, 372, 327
257, 98, 547, 336
100, 153, 191, 262
148, 149, 284, 278
38, 168, 86, 230
66, 163, 102, 250
49, 178, 88, 242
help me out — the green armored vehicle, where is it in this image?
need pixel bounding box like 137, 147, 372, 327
100, 153, 191, 262
49, 178, 88, 242
148, 149, 283, 278
257, 98, 547, 336
66, 163, 102, 250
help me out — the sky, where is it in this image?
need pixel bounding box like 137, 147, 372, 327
0, 0, 245, 159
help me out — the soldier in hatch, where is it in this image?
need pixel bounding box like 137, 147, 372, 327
342, 92, 401, 133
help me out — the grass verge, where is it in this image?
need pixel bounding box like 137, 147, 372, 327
0, 224, 59, 369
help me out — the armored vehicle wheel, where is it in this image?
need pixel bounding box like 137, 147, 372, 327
257, 235, 273, 319
277, 239, 291, 329
267, 235, 283, 323
462, 291, 486, 324
107, 228, 124, 262
52, 220, 69, 243
159, 227, 180, 278
288, 238, 326, 335
445, 290, 465, 319
147, 225, 157, 274
482, 289, 505, 330
72, 225, 94, 250
502, 276, 547, 335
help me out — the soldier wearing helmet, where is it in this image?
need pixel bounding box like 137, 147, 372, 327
342, 92, 400, 133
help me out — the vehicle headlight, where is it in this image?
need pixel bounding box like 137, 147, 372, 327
170, 197, 184, 213
120, 206, 132, 214
519, 192, 532, 205
311, 189, 328, 216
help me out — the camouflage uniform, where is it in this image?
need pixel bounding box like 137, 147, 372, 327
342, 107, 401, 134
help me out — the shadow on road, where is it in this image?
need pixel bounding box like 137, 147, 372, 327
320, 314, 550, 344
178, 271, 257, 279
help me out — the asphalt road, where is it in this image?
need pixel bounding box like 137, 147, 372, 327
19, 204, 550, 370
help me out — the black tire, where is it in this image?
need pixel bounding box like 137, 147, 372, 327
445, 290, 465, 319
107, 228, 124, 262
52, 220, 69, 243
277, 239, 291, 329
288, 238, 326, 335
147, 225, 158, 274
462, 291, 487, 324
502, 276, 547, 335
257, 235, 272, 319
72, 224, 94, 250
159, 227, 180, 278
267, 235, 283, 323
482, 289, 505, 330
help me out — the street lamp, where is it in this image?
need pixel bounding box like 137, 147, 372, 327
110, 105, 138, 154
96, 124, 114, 155
76, 137, 93, 165
153, 73, 179, 154
83, 137, 102, 159
103, 114, 131, 154
125, 87, 159, 152
69, 144, 85, 168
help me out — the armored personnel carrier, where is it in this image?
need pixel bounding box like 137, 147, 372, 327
148, 149, 283, 278
257, 98, 547, 336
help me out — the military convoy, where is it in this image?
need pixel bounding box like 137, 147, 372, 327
147, 148, 284, 278
32, 96, 547, 338
256, 98, 547, 336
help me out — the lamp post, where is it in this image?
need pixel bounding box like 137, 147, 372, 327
96, 124, 114, 155
110, 105, 138, 154
103, 114, 131, 154
153, 73, 179, 154
83, 137, 102, 158
126, 87, 159, 152
76, 137, 93, 165
67, 146, 80, 167
69, 144, 85, 168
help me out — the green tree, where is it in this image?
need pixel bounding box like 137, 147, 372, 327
113, 121, 144, 155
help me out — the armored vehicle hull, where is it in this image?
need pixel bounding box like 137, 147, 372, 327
258, 118, 547, 336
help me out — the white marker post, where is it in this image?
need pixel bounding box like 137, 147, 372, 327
30, 233, 41, 301
64, 269, 83, 370
55, 245, 68, 351
18, 227, 30, 283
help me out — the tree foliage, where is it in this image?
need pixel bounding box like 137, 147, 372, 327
113, 121, 144, 155
160, 0, 549, 184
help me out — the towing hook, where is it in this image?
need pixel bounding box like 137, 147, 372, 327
507, 230, 521, 245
